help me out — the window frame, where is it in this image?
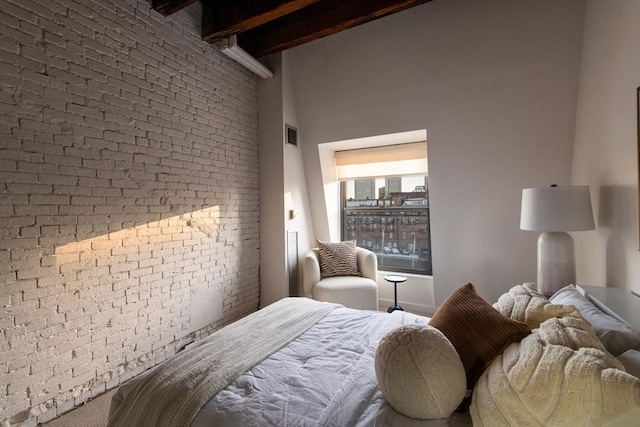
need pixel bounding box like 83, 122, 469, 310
340, 179, 432, 276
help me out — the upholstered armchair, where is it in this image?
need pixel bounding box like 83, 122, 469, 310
302, 246, 379, 310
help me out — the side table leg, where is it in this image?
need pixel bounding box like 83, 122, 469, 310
394, 283, 398, 306
387, 281, 404, 313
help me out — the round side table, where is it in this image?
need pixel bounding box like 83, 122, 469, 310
384, 275, 407, 313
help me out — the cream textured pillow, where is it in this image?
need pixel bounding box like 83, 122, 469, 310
317, 240, 360, 278
375, 324, 466, 420
470, 315, 640, 427
494, 283, 580, 328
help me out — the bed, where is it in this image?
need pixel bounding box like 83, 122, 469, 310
107, 283, 640, 427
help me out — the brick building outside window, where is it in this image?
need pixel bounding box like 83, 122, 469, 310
341, 176, 432, 275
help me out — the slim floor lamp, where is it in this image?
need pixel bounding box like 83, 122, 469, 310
520, 185, 595, 296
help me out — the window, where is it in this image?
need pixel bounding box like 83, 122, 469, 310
337, 142, 432, 275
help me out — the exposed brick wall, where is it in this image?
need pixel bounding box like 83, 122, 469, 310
0, 0, 260, 425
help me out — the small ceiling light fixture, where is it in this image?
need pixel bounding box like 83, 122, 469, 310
520, 184, 595, 296
221, 35, 274, 79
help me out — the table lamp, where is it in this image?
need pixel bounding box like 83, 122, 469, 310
520, 185, 595, 296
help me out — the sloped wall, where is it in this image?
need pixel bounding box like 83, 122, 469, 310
571, 0, 640, 293
0, 0, 260, 424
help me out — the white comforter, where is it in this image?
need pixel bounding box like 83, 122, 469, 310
112, 307, 472, 426
195, 307, 470, 426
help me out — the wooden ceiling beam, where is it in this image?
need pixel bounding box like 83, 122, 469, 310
237, 0, 432, 58
202, 0, 320, 44
151, 0, 198, 16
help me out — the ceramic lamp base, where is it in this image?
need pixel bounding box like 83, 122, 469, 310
537, 231, 576, 296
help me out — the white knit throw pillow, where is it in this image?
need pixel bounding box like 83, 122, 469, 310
374, 324, 466, 420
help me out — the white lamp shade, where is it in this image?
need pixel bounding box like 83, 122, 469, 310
520, 185, 595, 232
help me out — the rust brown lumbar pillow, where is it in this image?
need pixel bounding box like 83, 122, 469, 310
429, 283, 532, 390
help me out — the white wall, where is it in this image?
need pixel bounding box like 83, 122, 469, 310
286, 0, 586, 306
282, 52, 316, 298
258, 52, 316, 307
571, 0, 640, 294
258, 55, 287, 307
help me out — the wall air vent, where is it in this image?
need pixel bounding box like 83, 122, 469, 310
285, 124, 298, 146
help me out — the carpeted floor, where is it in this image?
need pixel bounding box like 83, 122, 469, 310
42, 389, 116, 427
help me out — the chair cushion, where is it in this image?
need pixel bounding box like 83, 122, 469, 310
317, 240, 360, 278
314, 276, 375, 290
312, 276, 378, 310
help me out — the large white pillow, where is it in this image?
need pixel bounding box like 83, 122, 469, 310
470, 315, 640, 426
550, 285, 640, 356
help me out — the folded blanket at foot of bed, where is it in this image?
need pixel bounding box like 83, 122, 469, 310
108, 297, 340, 427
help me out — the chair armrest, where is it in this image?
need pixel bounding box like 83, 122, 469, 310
302, 249, 321, 297
356, 247, 378, 281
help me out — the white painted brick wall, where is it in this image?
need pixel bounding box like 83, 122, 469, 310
0, 0, 261, 424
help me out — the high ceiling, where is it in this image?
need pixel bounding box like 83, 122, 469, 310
152, 0, 432, 58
